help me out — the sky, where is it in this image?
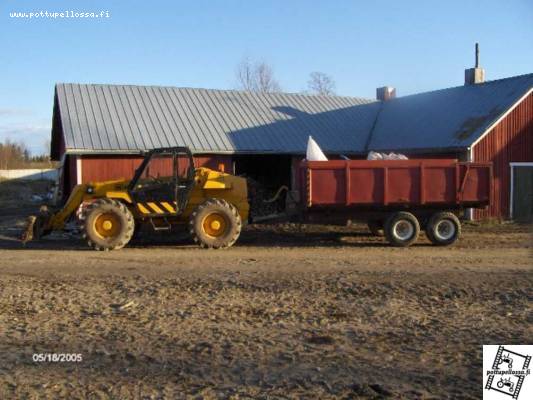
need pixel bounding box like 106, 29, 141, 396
0, 0, 532, 155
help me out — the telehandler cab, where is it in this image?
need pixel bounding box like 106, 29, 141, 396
23, 147, 249, 251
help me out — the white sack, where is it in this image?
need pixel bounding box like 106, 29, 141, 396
367, 151, 408, 160
367, 151, 383, 160
306, 136, 328, 161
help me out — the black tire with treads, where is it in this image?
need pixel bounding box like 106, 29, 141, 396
384, 211, 420, 247
80, 198, 134, 251
425, 212, 461, 246
189, 198, 241, 249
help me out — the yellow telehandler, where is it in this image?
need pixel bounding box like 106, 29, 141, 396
23, 147, 249, 251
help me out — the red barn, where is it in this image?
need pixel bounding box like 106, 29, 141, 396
50, 73, 533, 221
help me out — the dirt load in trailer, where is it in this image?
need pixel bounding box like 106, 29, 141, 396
299, 159, 492, 247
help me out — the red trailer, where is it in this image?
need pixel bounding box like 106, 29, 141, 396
299, 159, 492, 246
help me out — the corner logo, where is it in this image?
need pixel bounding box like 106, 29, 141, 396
484, 345, 532, 399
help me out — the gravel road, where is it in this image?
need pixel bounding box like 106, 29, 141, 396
0, 210, 531, 399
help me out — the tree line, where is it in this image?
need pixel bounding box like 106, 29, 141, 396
0, 139, 53, 169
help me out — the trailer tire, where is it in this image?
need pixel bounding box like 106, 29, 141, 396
425, 212, 461, 246
81, 199, 135, 251
367, 220, 384, 236
384, 212, 420, 247
189, 199, 241, 249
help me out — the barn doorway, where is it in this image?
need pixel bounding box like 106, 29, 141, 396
233, 154, 292, 190
510, 163, 533, 222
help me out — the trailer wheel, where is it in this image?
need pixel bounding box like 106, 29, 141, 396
189, 199, 241, 249
384, 212, 420, 247
81, 199, 135, 251
367, 220, 384, 236
425, 212, 461, 246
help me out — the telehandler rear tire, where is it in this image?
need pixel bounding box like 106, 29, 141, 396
80, 199, 135, 251
189, 199, 241, 249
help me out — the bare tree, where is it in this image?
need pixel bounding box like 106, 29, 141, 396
253, 61, 281, 93
307, 72, 336, 96
236, 56, 256, 92
44, 139, 51, 157
236, 57, 281, 93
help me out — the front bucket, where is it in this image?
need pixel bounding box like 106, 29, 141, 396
21, 208, 51, 245
21, 215, 38, 244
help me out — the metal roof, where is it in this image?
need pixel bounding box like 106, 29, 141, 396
52, 83, 378, 156
52, 73, 533, 158
367, 73, 533, 152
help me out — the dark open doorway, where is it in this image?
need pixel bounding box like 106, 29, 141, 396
233, 154, 292, 190
511, 164, 533, 222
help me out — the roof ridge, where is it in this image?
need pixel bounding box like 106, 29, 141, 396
55, 82, 375, 103
386, 72, 533, 101
55, 72, 532, 104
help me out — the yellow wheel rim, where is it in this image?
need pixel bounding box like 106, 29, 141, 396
93, 212, 121, 239
202, 212, 227, 238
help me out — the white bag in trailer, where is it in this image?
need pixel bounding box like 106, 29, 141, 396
306, 136, 328, 161
367, 151, 383, 160
367, 151, 408, 160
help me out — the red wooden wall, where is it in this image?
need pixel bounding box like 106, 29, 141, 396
473, 92, 533, 219
79, 154, 232, 184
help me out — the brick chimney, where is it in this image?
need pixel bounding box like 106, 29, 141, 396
376, 86, 396, 101
465, 43, 485, 85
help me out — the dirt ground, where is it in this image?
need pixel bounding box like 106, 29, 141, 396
0, 184, 531, 399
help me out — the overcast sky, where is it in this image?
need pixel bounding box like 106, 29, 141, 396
1, 0, 532, 154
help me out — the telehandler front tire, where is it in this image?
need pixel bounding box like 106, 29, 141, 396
80, 199, 135, 251
189, 199, 241, 249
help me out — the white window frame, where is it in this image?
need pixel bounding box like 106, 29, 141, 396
509, 162, 533, 219
76, 155, 83, 185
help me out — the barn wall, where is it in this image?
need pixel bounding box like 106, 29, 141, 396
473, 92, 533, 219
79, 154, 232, 184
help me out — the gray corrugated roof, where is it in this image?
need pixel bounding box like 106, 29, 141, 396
52, 73, 533, 158
53, 83, 378, 155
368, 73, 533, 152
